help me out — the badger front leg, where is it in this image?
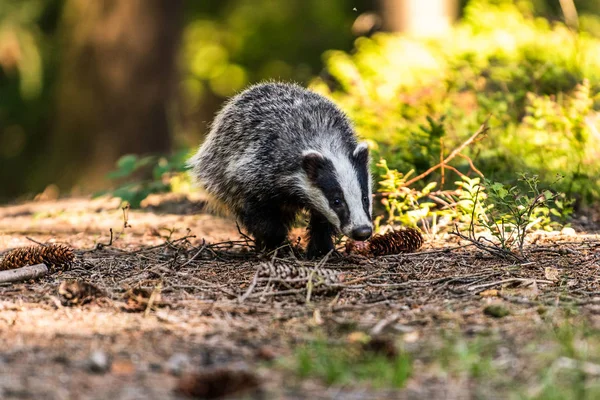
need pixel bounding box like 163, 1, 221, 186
240, 204, 294, 253
306, 211, 336, 259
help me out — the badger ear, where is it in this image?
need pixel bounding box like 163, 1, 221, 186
353, 141, 369, 165
302, 150, 325, 182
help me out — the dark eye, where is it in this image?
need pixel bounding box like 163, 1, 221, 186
362, 196, 369, 204
332, 198, 342, 207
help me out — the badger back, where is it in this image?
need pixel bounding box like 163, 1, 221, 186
188, 82, 372, 226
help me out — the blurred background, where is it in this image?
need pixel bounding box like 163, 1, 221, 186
1, 0, 599, 212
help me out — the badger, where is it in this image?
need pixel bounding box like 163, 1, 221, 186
188, 82, 373, 258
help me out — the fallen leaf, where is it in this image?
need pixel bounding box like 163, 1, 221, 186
347, 331, 370, 344
479, 289, 499, 297
504, 279, 539, 299
312, 309, 324, 325
403, 331, 420, 343
544, 267, 560, 282
112, 360, 135, 375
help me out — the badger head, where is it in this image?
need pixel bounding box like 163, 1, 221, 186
301, 142, 373, 241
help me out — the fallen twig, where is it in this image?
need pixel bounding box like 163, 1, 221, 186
0, 263, 49, 284
468, 278, 554, 292
238, 269, 260, 304
370, 312, 400, 335
451, 227, 527, 263
26, 237, 48, 246
178, 239, 207, 268
404, 120, 489, 187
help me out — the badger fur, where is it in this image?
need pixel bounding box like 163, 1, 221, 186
188, 82, 373, 258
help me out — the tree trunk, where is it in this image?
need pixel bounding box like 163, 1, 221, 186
379, 0, 458, 36
52, 0, 183, 192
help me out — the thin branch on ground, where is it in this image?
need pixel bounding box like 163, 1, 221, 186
451, 225, 527, 263
0, 263, 48, 283
404, 120, 489, 187
467, 277, 554, 293
26, 237, 48, 246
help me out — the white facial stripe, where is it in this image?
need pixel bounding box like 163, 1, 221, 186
368, 168, 373, 215
293, 173, 341, 229
321, 148, 372, 236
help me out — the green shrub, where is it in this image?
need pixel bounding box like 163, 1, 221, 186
99, 151, 191, 208
310, 0, 600, 205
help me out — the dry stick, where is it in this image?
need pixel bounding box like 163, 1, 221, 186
130, 235, 196, 255
26, 237, 48, 246
457, 153, 485, 177
380, 243, 475, 259
238, 269, 260, 304
306, 250, 334, 303
443, 164, 468, 180
451, 227, 525, 263
467, 278, 554, 292
370, 312, 401, 336
178, 240, 207, 269
92, 205, 131, 251
0, 264, 48, 284
403, 120, 489, 187
144, 283, 162, 318
236, 221, 256, 250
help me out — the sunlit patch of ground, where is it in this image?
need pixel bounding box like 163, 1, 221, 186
1, 196, 600, 399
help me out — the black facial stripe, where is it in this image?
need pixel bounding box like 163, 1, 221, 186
351, 152, 371, 217
309, 158, 350, 228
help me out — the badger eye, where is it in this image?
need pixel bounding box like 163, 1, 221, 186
362, 196, 369, 203
332, 198, 342, 207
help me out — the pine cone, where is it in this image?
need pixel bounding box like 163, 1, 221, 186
0, 244, 75, 271
346, 228, 423, 257
257, 261, 341, 287
368, 228, 423, 256
58, 280, 104, 306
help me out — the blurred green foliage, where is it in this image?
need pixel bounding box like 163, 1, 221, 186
178, 0, 370, 128
0, 0, 62, 201
2, 0, 600, 228
311, 0, 600, 207
0, 0, 369, 202
290, 338, 411, 388
99, 151, 192, 209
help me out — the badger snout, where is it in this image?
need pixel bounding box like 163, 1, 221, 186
351, 225, 373, 241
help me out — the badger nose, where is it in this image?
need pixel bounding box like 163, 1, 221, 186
351, 226, 372, 241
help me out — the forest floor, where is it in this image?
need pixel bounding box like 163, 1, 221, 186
1, 195, 600, 399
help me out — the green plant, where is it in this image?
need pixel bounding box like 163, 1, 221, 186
374, 119, 490, 235
437, 335, 497, 380
377, 159, 438, 230
98, 151, 191, 208
310, 0, 600, 206
291, 339, 411, 389
455, 173, 572, 261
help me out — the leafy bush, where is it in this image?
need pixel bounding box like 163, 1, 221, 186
99, 151, 191, 208
457, 173, 572, 260
310, 0, 600, 206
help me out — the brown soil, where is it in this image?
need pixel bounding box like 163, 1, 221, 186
0, 195, 599, 399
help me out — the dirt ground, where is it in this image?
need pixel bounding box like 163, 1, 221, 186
1, 195, 599, 399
